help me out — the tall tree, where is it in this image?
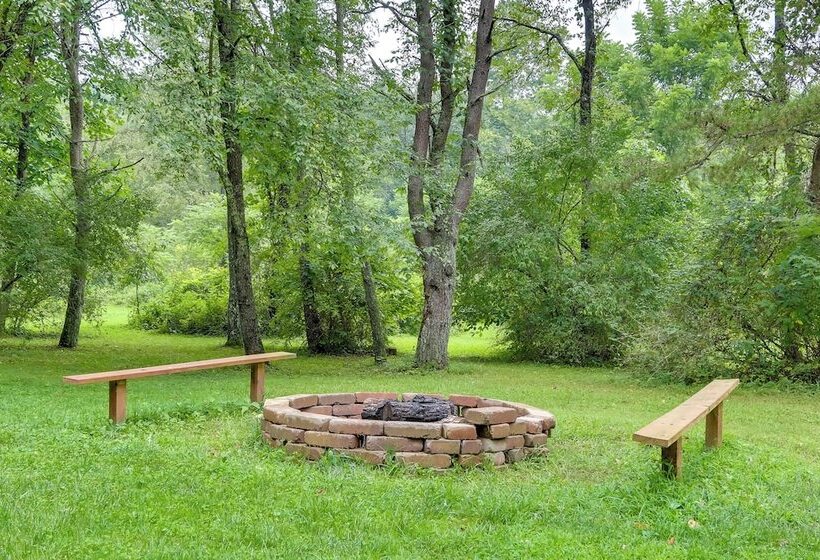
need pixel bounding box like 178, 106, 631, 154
214, 0, 264, 354
405, 0, 496, 368
578, 0, 596, 254
56, 0, 90, 348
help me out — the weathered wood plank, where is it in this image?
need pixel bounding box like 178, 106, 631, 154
705, 401, 723, 448
632, 379, 739, 447
108, 380, 126, 424
250, 362, 265, 403
64, 352, 296, 384
661, 439, 682, 479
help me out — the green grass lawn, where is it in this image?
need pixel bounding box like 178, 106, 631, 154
1, 308, 818, 559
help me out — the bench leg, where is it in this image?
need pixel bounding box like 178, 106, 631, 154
661, 439, 682, 479
705, 401, 723, 448
108, 380, 127, 424
250, 362, 265, 403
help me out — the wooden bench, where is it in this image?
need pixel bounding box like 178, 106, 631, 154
64, 352, 296, 424
633, 378, 739, 479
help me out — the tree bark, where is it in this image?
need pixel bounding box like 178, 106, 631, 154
809, 139, 820, 211
215, 0, 264, 355
361, 261, 386, 363
299, 241, 325, 353
58, 0, 88, 349
408, 0, 495, 368
579, 0, 596, 255
225, 221, 242, 346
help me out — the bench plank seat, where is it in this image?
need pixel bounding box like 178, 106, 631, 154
64, 351, 297, 423
633, 378, 739, 478
64, 352, 296, 384
632, 379, 739, 446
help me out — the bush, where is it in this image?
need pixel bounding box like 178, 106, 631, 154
132, 268, 228, 336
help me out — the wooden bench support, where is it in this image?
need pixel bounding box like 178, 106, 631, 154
109, 380, 127, 424
705, 401, 723, 448
661, 439, 682, 479
633, 379, 739, 479
250, 362, 265, 403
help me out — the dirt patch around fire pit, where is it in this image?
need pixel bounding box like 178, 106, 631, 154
261, 392, 555, 468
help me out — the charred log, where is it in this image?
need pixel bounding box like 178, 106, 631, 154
361, 395, 455, 422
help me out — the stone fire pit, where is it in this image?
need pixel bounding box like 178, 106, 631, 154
261, 392, 556, 468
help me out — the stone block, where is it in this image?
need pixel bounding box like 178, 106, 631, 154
332, 403, 365, 416
460, 439, 483, 454
304, 431, 359, 449
518, 415, 545, 433
424, 439, 461, 454
458, 454, 484, 467
509, 419, 528, 435
480, 435, 524, 452
317, 393, 356, 406
524, 433, 549, 447
303, 405, 333, 415
478, 423, 511, 439
329, 417, 384, 436
395, 453, 451, 469
464, 406, 520, 425
506, 448, 526, 463
442, 423, 477, 440
364, 436, 423, 452
383, 421, 442, 439
284, 411, 331, 432
264, 422, 305, 443
448, 394, 481, 407
287, 394, 319, 409
262, 405, 291, 423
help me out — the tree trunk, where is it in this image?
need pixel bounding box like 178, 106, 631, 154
808, 139, 820, 211
416, 245, 456, 368
58, 0, 88, 349
225, 212, 242, 346
299, 243, 325, 353
408, 0, 495, 368
361, 260, 386, 363
215, 0, 264, 355
578, 0, 596, 255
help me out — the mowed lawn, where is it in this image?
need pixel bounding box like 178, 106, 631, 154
1, 310, 818, 559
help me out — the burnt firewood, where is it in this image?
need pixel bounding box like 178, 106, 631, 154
362, 395, 455, 422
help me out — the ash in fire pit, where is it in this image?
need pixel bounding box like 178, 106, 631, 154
362, 394, 456, 422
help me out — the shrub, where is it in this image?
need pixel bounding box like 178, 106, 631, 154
132, 268, 228, 336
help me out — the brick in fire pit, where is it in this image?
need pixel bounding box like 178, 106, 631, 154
304, 431, 359, 449
464, 406, 520, 425
478, 423, 511, 438
383, 421, 442, 439
328, 417, 384, 436
365, 435, 423, 452
317, 393, 356, 406
395, 452, 452, 469
442, 423, 477, 440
